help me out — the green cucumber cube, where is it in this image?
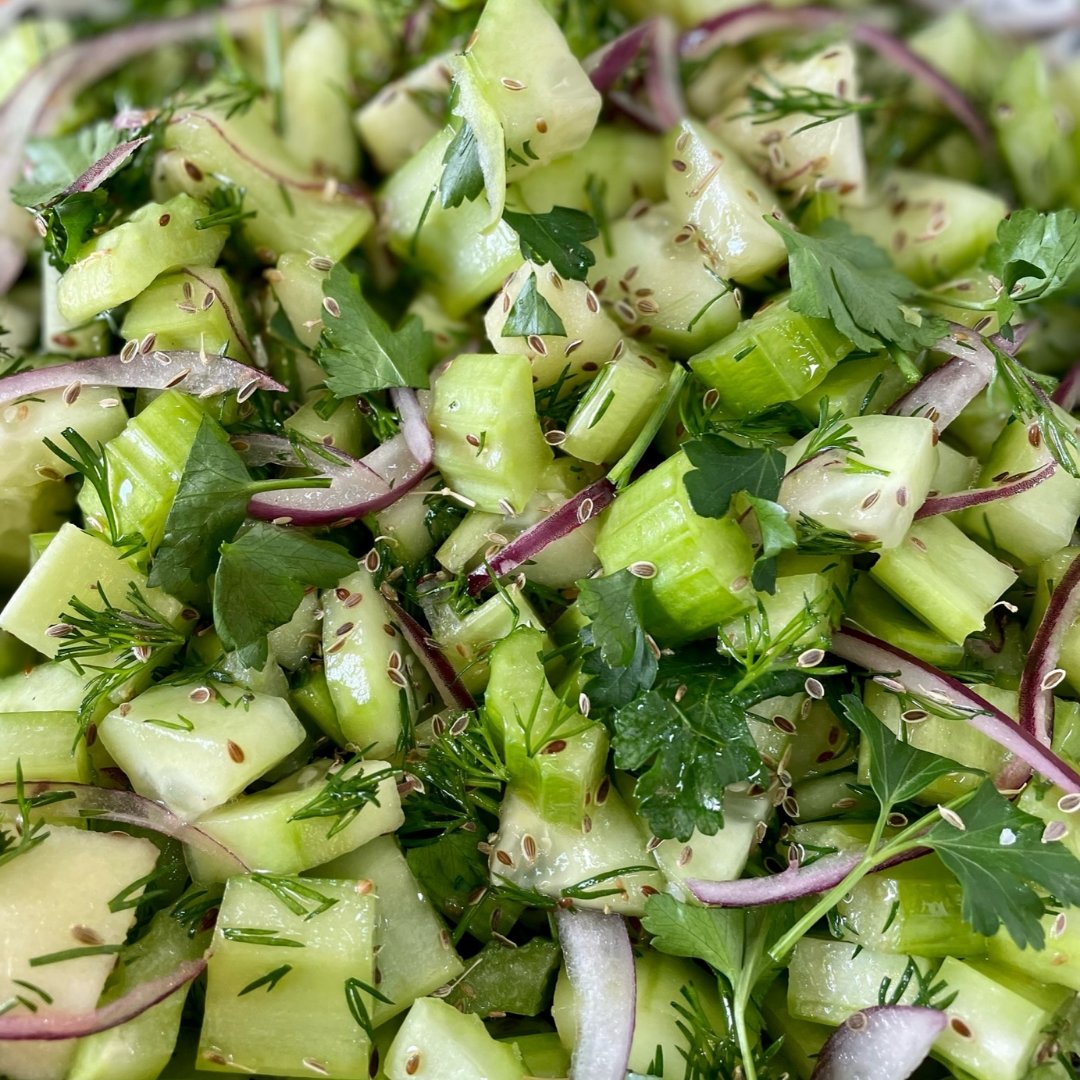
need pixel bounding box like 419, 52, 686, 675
988, 905, 1080, 993
271, 251, 331, 350
870, 516, 1017, 645
198, 875, 377, 1079
383, 997, 526, 1080
430, 352, 553, 514
793, 351, 908, 423
56, 194, 228, 326
0, 711, 88, 784
312, 836, 464, 1025
99, 681, 306, 822
783, 698, 859, 782
447, 937, 561, 1017
187, 759, 403, 883
780, 414, 939, 549
595, 449, 756, 642
690, 295, 853, 417
0, 480, 72, 587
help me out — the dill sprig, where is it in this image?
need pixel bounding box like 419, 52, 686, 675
734, 76, 883, 135
193, 183, 257, 232
796, 398, 862, 467
287, 759, 398, 838
0, 762, 51, 872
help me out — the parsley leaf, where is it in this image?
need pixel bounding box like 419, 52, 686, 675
577, 570, 658, 709
613, 657, 764, 841
317, 263, 435, 396
982, 208, 1080, 325
213, 522, 357, 669
842, 694, 965, 808
642, 891, 743, 985
439, 120, 485, 210
148, 419, 259, 601
768, 218, 947, 353
502, 206, 599, 281
11, 122, 125, 208
503, 271, 567, 337
682, 435, 786, 519
744, 495, 797, 593
925, 781, 1080, 949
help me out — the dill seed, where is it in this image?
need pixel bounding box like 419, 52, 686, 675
405, 1052, 421, 1075
901, 709, 929, 723
886, 811, 908, 827
198, 384, 225, 399
938, 805, 966, 830
797, 648, 825, 669
365, 549, 381, 573
950, 1018, 972, 1039
521, 834, 537, 862
449, 713, 469, 736
595, 777, 610, 805
500, 77, 526, 91
872, 675, 906, 694
71, 925, 104, 945
140, 332, 157, 354
628, 560, 657, 579
527, 335, 547, 355
382, 623, 396, 638
578, 692, 591, 717
773, 715, 796, 734
846, 1012, 868, 1032
499, 498, 515, 515
542, 739, 567, 754
833, 797, 858, 810
271, 516, 293, 526
45, 622, 74, 638
227, 741, 245, 763
803, 677, 825, 700
563, 339, 583, 357
189, 686, 213, 704
782, 796, 800, 817
132, 645, 152, 663
535, 117, 548, 133
120, 339, 139, 363
495, 849, 514, 867
99, 397, 121, 409
677, 845, 693, 867
307, 255, 333, 272
1053, 912, 1068, 937
582, 814, 593, 834
1043, 821, 1068, 844
1058, 793, 1080, 814
1042, 668, 1067, 691
387, 667, 408, 689
465, 433, 481, 447
237, 378, 260, 403
62, 381, 82, 405
322, 297, 342, 319
303, 1059, 330, 1076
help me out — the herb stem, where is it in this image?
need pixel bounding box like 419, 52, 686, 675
245, 477, 333, 495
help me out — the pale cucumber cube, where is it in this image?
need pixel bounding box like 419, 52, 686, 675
313, 836, 464, 1025
198, 875, 377, 1079
0, 711, 88, 783
0, 481, 72, 588
0, 661, 86, 712
384, 997, 526, 1080
99, 681, 306, 822
271, 251, 331, 350
0, 826, 159, 1080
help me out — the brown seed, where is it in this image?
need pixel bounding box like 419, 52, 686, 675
542, 739, 567, 754
72, 924, 104, 945
227, 740, 245, 763
495, 849, 514, 867
405, 1052, 421, 1075
500, 77, 526, 91
950, 1018, 973, 1039
184, 160, 204, 181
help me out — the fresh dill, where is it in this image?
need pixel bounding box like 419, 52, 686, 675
734, 76, 883, 134
0, 762, 51, 872
287, 760, 398, 838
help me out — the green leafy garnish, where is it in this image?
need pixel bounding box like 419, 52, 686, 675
288, 759, 397, 838
502, 206, 599, 281
213, 522, 357, 668
11, 122, 124, 208
502, 270, 567, 337
769, 218, 947, 353
439, 120, 485, 210
238, 964, 293, 996
734, 77, 883, 134
317, 263, 436, 396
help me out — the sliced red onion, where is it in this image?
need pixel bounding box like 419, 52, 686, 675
555, 907, 636, 1080
645, 16, 686, 130
466, 478, 615, 597
247, 391, 433, 525
0, 350, 285, 407
585, 20, 656, 92
915, 461, 1056, 518
0, 1, 301, 292
1018, 552, 1080, 755
385, 597, 477, 712
0, 781, 249, 873
830, 627, 1080, 794
0, 958, 206, 1041
52, 135, 151, 199
606, 90, 667, 133
811, 1005, 947, 1080
679, 5, 992, 151
1054, 362, 1080, 411
689, 851, 862, 907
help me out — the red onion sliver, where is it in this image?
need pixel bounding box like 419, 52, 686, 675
466, 478, 615, 597
585, 20, 656, 92
689, 851, 862, 907
830, 627, 1080, 794
915, 461, 1056, 519
1019, 552, 1080, 753
0, 782, 250, 873
0, 350, 285, 407
555, 907, 636, 1080
0, 958, 206, 1041
679, 5, 992, 151
1053, 361, 1080, 411
390, 387, 434, 465
385, 597, 477, 712
810, 1005, 947, 1080
645, 16, 686, 130
55, 135, 151, 198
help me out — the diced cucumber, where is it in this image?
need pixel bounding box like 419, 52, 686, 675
562, 346, 675, 465
963, 413, 1080, 566
380, 128, 522, 317
290, 663, 347, 746
383, 997, 526, 1080
515, 126, 665, 217
68, 904, 208, 1080
858, 681, 1012, 804
158, 104, 372, 261
284, 398, 366, 460
198, 874, 377, 1078
0, 660, 86, 713
312, 836, 464, 1025
595, 449, 756, 642
691, 294, 853, 417
0, 629, 35, 679
465, 0, 600, 174
793, 352, 909, 423
0, 711, 88, 783
0, 523, 187, 660
430, 352, 553, 514
761, 979, 830, 1080
40, 257, 110, 357
0, 384, 127, 489
267, 588, 321, 672
120, 266, 253, 363
787, 936, 936, 1025
490, 785, 664, 916
907, 9, 1002, 104
270, 251, 331, 350
870, 516, 1017, 645
988, 905, 1080, 993
711, 43, 867, 204
0, 826, 159, 1080
282, 18, 358, 178
98, 681, 306, 822
372, 476, 442, 569
553, 948, 727, 1080
840, 170, 1008, 286
932, 438, 980, 494
56, 194, 228, 326
783, 698, 859, 782
485, 627, 608, 828
788, 769, 877, 823
484, 261, 622, 391
507, 1033, 569, 1079
0, 481, 72, 588
322, 568, 414, 759
354, 55, 449, 175
186, 759, 403, 882
587, 201, 742, 356
835, 855, 985, 957
780, 414, 939, 549
933, 956, 1067, 1080
447, 937, 561, 1017
665, 119, 789, 287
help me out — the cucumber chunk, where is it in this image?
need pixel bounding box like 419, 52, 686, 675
99, 681, 307, 822
0, 711, 88, 784
56, 194, 228, 326
0, 481, 72, 587
198, 874, 377, 1078
446, 937, 561, 1017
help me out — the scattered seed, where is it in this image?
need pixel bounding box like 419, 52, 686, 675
1043, 821, 1068, 844
886, 811, 909, 828
797, 648, 825, 669
938, 805, 966, 830
521, 834, 537, 863
1042, 668, 1067, 691
237, 378, 260, 403
322, 296, 341, 319
120, 339, 139, 363
227, 741, 245, 763
782, 795, 800, 817
1058, 793, 1080, 814
901, 708, 928, 724
1053, 911, 1068, 937
578, 692, 591, 717
773, 714, 796, 734
872, 675, 906, 694
542, 739, 567, 754
949, 1018, 972, 1039
846, 1012, 868, 1032
495, 849, 514, 867
803, 677, 825, 700
189, 686, 213, 704
677, 845, 693, 867
308, 255, 333, 272
365, 549, 381, 574
500, 77, 526, 91
139, 332, 157, 354
303, 1060, 330, 1076
72, 924, 104, 945
628, 560, 657, 578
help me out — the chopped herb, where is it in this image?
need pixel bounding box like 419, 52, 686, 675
29, 944, 124, 967
502, 271, 567, 337
220, 927, 306, 948
503, 206, 599, 281
238, 964, 293, 995
287, 759, 397, 838
250, 874, 339, 920
344, 977, 393, 1042
193, 183, 256, 231
439, 120, 485, 210
0, 763, 51, 872
734, 77, 883, 134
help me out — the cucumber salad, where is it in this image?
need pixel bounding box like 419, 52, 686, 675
9, 1, 1080, 1078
